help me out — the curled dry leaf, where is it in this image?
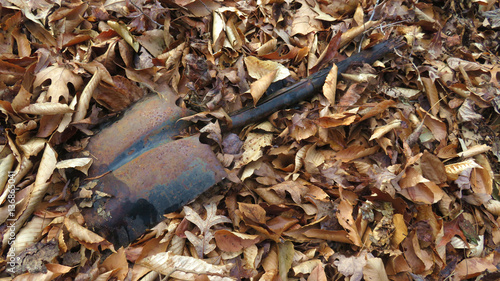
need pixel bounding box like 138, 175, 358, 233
107, 20, 139, 52
322, 64, 337, 105
19, 103, 74, 115
250, 69, 277, 106
64, 217, 114, 252
369, 120, 402, 141
138, 251, 233, 277
55, 158, 93, 175
244, 56, 290, 82
444, 159, 482, 181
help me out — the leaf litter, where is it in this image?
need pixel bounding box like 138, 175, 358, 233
1, 0, 500, 280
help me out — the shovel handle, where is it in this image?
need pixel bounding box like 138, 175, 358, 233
228, 38, 405, 129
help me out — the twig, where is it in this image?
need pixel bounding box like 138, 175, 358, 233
358, 0, 383, 52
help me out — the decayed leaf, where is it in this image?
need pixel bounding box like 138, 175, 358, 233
138, 251, 233, 277
278, 241, 294, 281
337, 200, 362, 246
234, 129, 273, 169
334, 251, 371, 281
444, 159, 482, 181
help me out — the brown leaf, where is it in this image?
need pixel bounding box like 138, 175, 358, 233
358, 100, 396, 122
64, 216, 114, 252
337, 199, 362, 246
238, 202, 267, 225
420, 150, 447, 184
214, 230, 260, 252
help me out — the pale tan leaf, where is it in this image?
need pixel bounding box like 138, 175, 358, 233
234, 131, 273, 169
250, 70, 277, 106
243, 245, 259, 270
369, 120, 402, 141
322, 64, 337, 105
2, 144, 56, 248
457, 144, 491, 158
167, 235, 185, 256
453, 254, 497, 280
18, 102, 74, 115
363, 257, 390, 281
138, 251, 233, 276
0, 153, 15, 195
244, 56, 290, 82
33, 65, 83, 103
55, 158, 93, 175
339, 21, 380, 48
18, 138, 46, 158
56, 94, 77, 133
94, 270, 114, 281
45, 263, 72, 275
445, 159, 482, 181
341, 73, 377, 83
391, 214, 408, 247
292, 259, 322, 275
184, 202, 231, 257
12, 216, 52, 254
484, 199, 500, 216
74, 70, 101, 122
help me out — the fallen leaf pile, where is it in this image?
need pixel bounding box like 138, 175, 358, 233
1, 0, 500, 280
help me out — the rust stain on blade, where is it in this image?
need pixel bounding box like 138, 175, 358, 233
81, 95, 226, 247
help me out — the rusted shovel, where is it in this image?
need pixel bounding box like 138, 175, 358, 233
80, 39, 403, 248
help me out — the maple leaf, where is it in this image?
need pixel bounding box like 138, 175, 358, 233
436, 214, 469, 248
184, 202, 231, 258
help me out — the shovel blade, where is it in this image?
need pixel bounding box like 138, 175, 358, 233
81, 95, 226, 247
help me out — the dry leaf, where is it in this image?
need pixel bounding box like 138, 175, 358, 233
250, 70, 277, 106
244, 56, 291, 82
33, 64, 83, 104
139, 251, 233, 277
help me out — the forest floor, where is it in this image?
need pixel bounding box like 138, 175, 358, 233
1, 0, 500, 280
